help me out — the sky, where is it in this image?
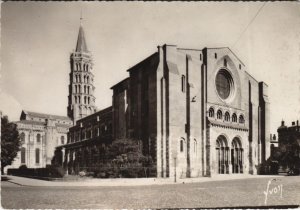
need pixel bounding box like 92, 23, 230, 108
1, 2, 299, 135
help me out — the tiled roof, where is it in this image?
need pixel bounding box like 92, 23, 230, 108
208, 119, 248, 131
16, 120, 45, 126
23, 110, 71, 121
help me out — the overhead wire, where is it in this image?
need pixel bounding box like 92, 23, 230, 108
190, 2, 267, 104
232, 2, 267, 48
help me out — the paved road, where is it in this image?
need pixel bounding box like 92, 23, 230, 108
2, 176, 300, 209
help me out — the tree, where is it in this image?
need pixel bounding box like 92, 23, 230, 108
94, 138, 154, 178
1, 116, 21, 174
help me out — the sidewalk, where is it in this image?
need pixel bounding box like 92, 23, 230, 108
3, 174, 284, 187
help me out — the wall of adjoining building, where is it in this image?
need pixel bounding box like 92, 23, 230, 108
58, 107, 112, 175
6, 111, 71, 173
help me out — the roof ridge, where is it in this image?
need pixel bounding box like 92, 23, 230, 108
23, 110, 71, 120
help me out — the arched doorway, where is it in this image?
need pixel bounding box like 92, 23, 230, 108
216, 135, 229, 174
231, 137, 243, 173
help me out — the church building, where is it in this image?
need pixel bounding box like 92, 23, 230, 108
110, 45, 270, 177
6, 111, 72, 172
55, 24, 270, 178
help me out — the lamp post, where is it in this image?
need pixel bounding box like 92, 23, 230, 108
172, 150, 178, 183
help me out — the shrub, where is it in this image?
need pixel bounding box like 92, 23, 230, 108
48, 165, 65, 178
8, 166, 65, 178
19, 165, 28, 170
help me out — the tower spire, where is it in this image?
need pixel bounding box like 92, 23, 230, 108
75, 15, 88, 53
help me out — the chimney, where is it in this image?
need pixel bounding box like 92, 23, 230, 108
292, 121, 295, 126
297, 120, 299, 126
281, 120, 285, 126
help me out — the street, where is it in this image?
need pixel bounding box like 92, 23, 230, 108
1, 176, 300, 209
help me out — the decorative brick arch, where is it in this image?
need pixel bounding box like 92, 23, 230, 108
216, 135, 229, 174
231, 136, 243, 174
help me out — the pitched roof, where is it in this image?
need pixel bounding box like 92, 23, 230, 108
75, 25, 88, 52
16, 120, 45, 126
22, 110, 71, 121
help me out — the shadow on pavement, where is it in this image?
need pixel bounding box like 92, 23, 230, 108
1, 176, 11, 181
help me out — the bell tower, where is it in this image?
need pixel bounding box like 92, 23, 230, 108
67, 21, 96, 123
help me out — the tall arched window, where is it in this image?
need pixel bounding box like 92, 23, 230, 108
61, 136, 65, 145
180, 139, 184, 152
36, 134, 41, 143
84, 85, 86, 94
21, 147, 26, 164
232, 113, 237, 122
181, 75, 186, 92
87, 86, 90, 94
225, 112, 230, 122
88, 97, 90, 105
87, 76, 89, 83
209, 107, 215, 118
78, 85, 81, 93
75, 96, 77, 103
35, 148, 40, 164
78, 96, 81, 104
20, 132, 25, 144
239, 115, 245, 124
217, 110, 223, 120
84, 96, 87, 104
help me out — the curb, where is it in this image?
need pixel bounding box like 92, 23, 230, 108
4, 175, 285, 187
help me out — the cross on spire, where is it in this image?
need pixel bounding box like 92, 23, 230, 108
80, 9, 83, 25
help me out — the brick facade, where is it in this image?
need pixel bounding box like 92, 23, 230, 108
110, 45, 270, 177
